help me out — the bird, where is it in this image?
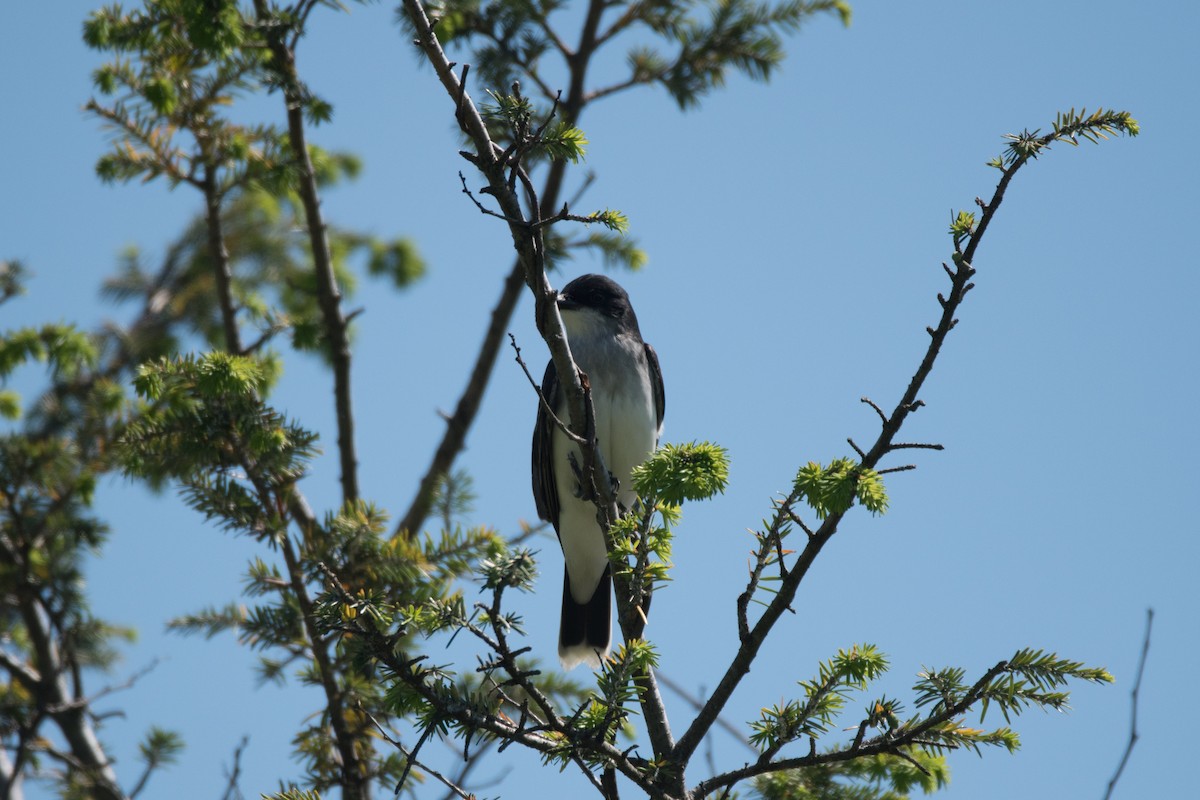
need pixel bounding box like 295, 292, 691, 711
531, 273, 665, 670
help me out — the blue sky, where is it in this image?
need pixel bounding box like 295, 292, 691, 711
2, 1, 1197, 798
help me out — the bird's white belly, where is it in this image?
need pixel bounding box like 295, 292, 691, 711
553, 352, 657, 603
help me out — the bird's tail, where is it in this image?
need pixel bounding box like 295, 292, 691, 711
558, 565, 611, 670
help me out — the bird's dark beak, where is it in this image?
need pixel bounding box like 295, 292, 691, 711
556, 292, 579, 311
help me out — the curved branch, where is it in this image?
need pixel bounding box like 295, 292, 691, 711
673, 132, 1071, 770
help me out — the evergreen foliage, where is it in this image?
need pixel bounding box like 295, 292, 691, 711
0, 1, 1140, 798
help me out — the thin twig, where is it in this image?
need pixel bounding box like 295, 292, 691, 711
454, 63, 470, 124
890, 747, 931, 776
395, 722, 438, 796
861, 396, 888, 425
877, 465, 917, 475
1103, 608, 1153, 800
784, 507, 815, 538
656, 671, 755, 754
440, 739, 503, 800
220, 736, 250, 800
46, 658, 162, 714
509, 333, 585, 443
459, 172, 529, 226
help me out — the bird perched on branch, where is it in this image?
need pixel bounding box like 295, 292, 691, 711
532, 273, 665, 670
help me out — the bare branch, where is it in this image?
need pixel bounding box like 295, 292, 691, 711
861, 396, 888, 425
0, 647, 41, 691
656, 671, 755, 754
508, 333, 585, 444
200, 164, 243, 355
439, 740, 501, 800
1103, 608, 1153, 800
48, 659, 161, 716
219, 736, 249, 800
533, 5, 573, 59
253, 0, 360, 506
458, 172, 529, 226
394, 262, 526, 538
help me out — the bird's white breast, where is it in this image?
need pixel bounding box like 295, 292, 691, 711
553, 317, 658, 603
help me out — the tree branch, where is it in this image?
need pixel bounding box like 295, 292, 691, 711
14, 598, 124, 800
508, 333, 585, 444
0, 744, 23, 800
656, 671, 755, 754
1102, 608, 1153, 800
439, 739, 500, 800
219, 736, 250, 800
673, 133, 1059, 770
254, 0, 359, 506
394, 262, 526, 537
240, 459, 369, 799
318, 562, 669, 798
200, 163, 244, 355
278, 526, 369, 799
0, 647, 41, 692
394, 0, 633, 542
692, 659, 1014, 798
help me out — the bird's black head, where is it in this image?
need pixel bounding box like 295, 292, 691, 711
557, 273, 634, 321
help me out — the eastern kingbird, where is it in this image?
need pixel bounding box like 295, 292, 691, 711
532, 273, 665, 670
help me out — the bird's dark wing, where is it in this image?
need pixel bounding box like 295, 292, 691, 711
531, 358, 560, 530
645, 343, 665, 434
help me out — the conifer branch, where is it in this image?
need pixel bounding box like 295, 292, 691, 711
673, 110, 1137, 773
693, 659, 1012, 798
314, 562, 667, 798
273, 499, 369, 800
